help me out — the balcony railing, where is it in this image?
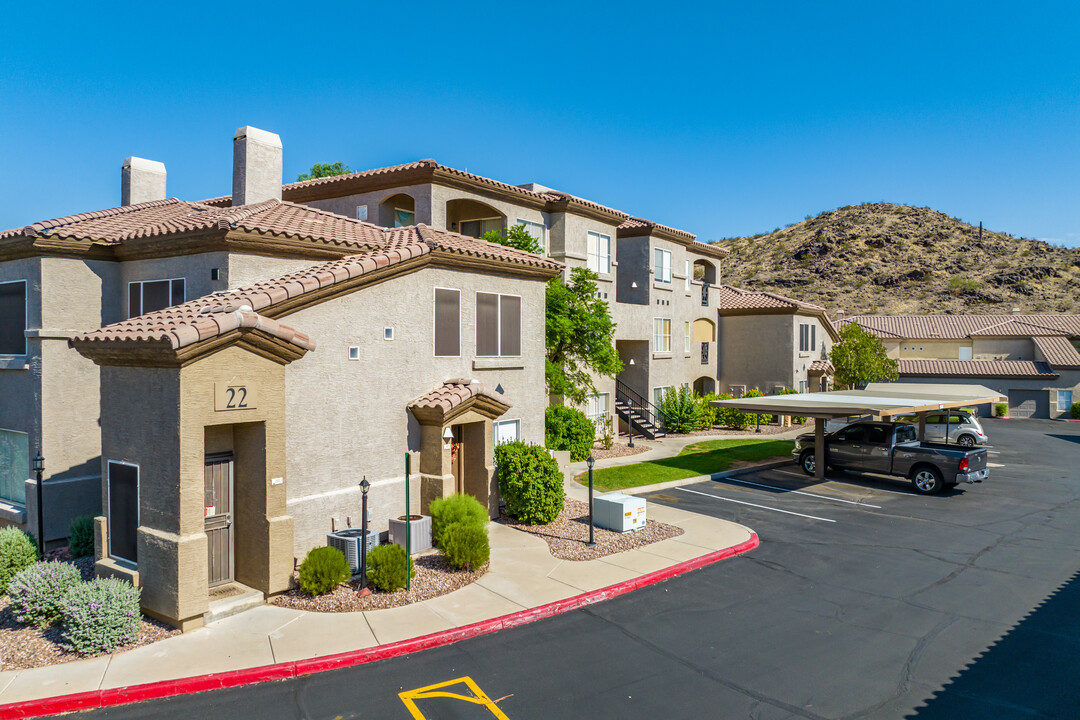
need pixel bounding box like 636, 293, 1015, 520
701, 283, 710, 307
701, 341, 710, 365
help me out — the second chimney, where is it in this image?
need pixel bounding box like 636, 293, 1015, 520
233, 126, 282, 206
121, 157, 167, 206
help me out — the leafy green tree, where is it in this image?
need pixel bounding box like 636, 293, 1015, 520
481, 224, 543, 255
829, 323, 899, 389
545, 268, 622, 404
297, 162, 352, 181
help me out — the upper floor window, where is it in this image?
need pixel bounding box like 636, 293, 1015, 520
434, 288, 460, 357
0, 280, 27, 355
476, 292, 521, 357
684, 321, 691, 353
653, 318, 671, 353
654, 248, 671, 284
517, 219, 546, 253
684, 259, 691, 291
798, 323, 816, 352
587, 231, 611, 274
129, 278, 184, 319
460, 218, 501, 238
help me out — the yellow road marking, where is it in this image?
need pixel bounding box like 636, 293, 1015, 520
399, 676, 512, 719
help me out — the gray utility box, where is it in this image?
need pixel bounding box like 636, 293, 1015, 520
594, 493, 647, 533
326, 529, 380, 574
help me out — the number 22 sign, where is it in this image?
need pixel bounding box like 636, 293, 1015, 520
214, 383, 257, 411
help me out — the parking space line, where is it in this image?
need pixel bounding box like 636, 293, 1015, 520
774, 470, 911, 496
678, 486, 836, 522
719, 476, 881, 509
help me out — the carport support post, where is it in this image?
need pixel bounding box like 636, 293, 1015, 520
917, 412, 927, 442
814, 417, 825, 481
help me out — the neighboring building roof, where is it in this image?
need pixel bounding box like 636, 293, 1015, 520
897, 359, 1059, 379
809, 360, 834, 374
408, 379, 513, 424
1032, 335, 1080, 369
717, 286, 839, 341
845, 315, 1080, 340
617, 216, 729, 259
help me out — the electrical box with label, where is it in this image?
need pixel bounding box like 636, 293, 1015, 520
594, 492, 646, 533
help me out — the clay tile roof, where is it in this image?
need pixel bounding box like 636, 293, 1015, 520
897, 359, 1059, 379
845, 315, 1080, 340
809, 360, 834, 374
420, 225, 562, 271
408, 379, 513, 414
716, 285, 827, 313
1032, 335, 1080, 369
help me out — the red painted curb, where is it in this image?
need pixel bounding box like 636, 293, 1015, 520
0, 533, 759, 719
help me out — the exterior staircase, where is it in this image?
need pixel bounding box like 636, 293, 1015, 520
615, 379, 666, 439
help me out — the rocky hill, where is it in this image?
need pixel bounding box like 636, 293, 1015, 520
715, 203, 1080, 316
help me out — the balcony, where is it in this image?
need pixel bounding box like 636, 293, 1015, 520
701, 341, 710, 365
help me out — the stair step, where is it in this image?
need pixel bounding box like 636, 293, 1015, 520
204, 585, 264, 624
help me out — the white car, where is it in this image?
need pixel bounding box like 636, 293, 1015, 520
894, 410, 989, 447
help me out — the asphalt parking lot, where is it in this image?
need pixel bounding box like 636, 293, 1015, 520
57, 419, 1080, 719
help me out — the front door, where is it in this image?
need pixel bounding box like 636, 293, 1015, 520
204, 453, 234, 587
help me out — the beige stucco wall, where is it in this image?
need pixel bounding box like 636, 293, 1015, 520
895, 341, 969, 359
972, 338, 1036, 361
304, 184, 435, 226
717, 313, 832, 395
280, 265, 548, 558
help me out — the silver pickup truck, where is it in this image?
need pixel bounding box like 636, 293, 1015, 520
793, 421, 990, 495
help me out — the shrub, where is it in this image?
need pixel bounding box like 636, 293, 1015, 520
69, 516, 95, 559
495, 440, 564, 525
0, 526, 39, 595
367, 543, 414, 592
430, 493, 488, 547
545, 405, 595, 462
716, 392, 751, 429
743, 389, 774, 425
60, 577, 141, 655
440, 522, 490, 571
298, 546, 351, 596
659, 386, 706, 434
994, 402, 1009, 417
596, 415, 615, 450
778, 388, 808, 424
8, 561, 82, 627
1071, 402, 1080, 420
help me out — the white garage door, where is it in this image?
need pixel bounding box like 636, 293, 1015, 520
1009, 390, 1048, 419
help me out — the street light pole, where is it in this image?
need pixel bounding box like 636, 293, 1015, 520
586, 455, 596, 547
33, 452, 44, 556
359, 476, 370, 595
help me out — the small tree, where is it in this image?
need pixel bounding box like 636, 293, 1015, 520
297, 162, 352, 181
546, 268, 622, 404
481, 225, 543, 255
829, 323, 899, 389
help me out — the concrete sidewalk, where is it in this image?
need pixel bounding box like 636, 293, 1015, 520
0, 503, 754, 707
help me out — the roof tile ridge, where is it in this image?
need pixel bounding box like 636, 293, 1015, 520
15, 198, 184, 238
281, 159, 440, 192
216, 198, 282, 230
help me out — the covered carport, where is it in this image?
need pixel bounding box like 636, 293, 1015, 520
711, 384, 1006, 482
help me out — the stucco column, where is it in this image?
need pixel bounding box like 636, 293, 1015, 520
418, 423, 453, 514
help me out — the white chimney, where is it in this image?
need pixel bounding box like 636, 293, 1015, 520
232, 126, 282, 206
121, 157, 167, 206
1011, 307, 1021, 315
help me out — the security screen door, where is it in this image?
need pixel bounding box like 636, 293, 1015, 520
204, 454, 234, 587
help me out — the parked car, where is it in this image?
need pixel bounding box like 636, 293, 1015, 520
893, 410, 988, 447
793, 421, 989, 495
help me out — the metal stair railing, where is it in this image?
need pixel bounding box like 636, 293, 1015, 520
615, 379, 666, 434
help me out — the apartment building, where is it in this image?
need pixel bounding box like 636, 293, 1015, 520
844, 314, 1080, 418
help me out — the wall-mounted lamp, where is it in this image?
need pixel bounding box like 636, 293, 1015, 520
442, 427, 453, 450
631, 281, 638, 288
628, 359, 635, 366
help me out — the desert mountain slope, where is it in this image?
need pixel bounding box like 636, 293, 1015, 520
715, 203, 1080, 316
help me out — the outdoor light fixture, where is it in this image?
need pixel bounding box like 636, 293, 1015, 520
33, 452, 44, 555
442, 427, 453, 450
628, 359, 635, 365
358, 476, 371, 595
586, 455, 597, 547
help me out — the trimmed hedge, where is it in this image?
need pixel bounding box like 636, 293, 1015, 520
495, 440, 565, 525
430, 493, 488, 547
0, 526, 39, 595
8, 561, 82, 627
298, 546, 351, 596
994, 402, 1009, 417
69, 516, 95, 559
440, 522, 490, 571
60, 577, 141, 655
545, 404, 595, 462
368, 543, 414, 592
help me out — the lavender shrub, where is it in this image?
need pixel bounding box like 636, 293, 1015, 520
60, 577, 142, 654
7, 561, 82, 627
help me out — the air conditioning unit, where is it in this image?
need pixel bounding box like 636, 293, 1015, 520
326, 529, 380, 574
594, 492, 646, 533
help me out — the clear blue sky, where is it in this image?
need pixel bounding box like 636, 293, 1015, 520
2, 1, 1078, 246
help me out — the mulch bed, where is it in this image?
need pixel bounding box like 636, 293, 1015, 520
589, 441, 652, 461
0, 555, 180, 673
270, 552, 487, 613
497, 497, 683, 562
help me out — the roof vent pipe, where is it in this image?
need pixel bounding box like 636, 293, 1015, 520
233, 126, 282, 206
121, 157, 167, 206
1011, 307, 1021, 315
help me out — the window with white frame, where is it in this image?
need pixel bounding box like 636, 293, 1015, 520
653, 318, 671, 353
517, 219, 545, 253
494, 420, 520, 445
654, 248, 671, 283
684, 259, 691, 290
798, 380, 809, 393
587, 231, 611, 274
1058, 389, 1073, 410
652, 386, 671, 408
107, 460, 139, 564
585, 393, 610, 425
476, 292, 521, 357
798, 323, 817, 352
0, 280, 27, 355
684, 321, 691, 353
129, 278, 185, 318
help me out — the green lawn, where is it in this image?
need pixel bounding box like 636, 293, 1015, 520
578, 438, 795, 492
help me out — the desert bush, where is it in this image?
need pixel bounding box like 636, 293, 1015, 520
440, 522, 490, 571
69, 516, 95, 558
994, 402, 1009, 417
298, 546, 351, 596
1071, 402, 1080, 420
8, 561, 82, 627
60, 577, 141, 655
545, 404, 595, 462
659, 386, 706, 434
495, 441, 564, 525
596, 415, 615, 450
743, 388, 774, 425
0, 526, 39, 595
367, 543, 414, 592
430, 493, 488, 547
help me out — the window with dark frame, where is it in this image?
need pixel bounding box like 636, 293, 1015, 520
129, 278, 185, 318
798, 323, 817, 352
0, 280, 27, 355
434, 288, 461, 356
476, 292, 521, 357
107, 461, 139, 564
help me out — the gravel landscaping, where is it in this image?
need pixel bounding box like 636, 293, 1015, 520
497, 497, 683, 562
271, 551, 488, 613
0, 556, 180, 673
589, 441, 652, 460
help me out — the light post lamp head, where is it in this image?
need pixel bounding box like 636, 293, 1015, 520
33, 453, 44, 475
360, 476, 370, 496
587, 455, 595, 470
